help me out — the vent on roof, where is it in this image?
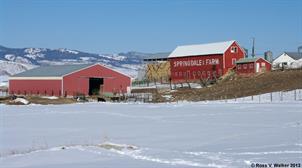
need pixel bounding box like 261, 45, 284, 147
243, 48, 248, 58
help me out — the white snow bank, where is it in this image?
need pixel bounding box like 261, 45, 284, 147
0, 75, 8, 87
162, 95, 172, 100
288, 59, 302, 69
97, 142, 139, 151
222, 89, 302, 103
13, 98, 29, 105
41, 96, 59, 100
2, 142, 139, 158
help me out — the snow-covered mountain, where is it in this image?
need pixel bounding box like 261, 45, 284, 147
0, 45, 168, 78
0, 60, 37, 76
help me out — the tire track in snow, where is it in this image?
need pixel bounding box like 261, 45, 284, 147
0, 142, 227, 168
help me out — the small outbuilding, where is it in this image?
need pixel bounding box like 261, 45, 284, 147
236, 57, 271, 75
9, 63, 131, 97
272, 52, 302, 69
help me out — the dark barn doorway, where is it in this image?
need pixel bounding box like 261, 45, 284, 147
89, 78, 103, 95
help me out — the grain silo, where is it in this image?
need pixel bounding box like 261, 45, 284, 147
264, 51, 273, 63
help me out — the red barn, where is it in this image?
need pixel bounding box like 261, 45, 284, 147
168, 40, 245, 83
9, 64, 131, 97
236, 57, 271, 75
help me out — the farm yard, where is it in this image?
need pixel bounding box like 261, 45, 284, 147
1, 101, 301, 168
1, 0, 302, 168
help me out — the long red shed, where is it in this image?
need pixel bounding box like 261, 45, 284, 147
9, 64, 131, 97
168, 40, 245, 83
236, 57, 271, 75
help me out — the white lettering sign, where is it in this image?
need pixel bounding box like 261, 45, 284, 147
173, 58, 220, 67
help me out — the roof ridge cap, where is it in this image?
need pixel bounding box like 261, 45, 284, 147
176, 40, 235, 48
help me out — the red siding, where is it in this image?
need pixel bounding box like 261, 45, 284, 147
236, 62, 255, 74
9, 64, 131, 97
256, 58, 271, 72
169, 54, 223, 83
9, 80, 62, 96
169, 41, 245, 83
236, 58, 271, 75
223, 42, 245, 74
63, 64, 131, 96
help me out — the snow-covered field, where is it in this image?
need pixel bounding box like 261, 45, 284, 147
0, 75, 8, 87
0, 102, 301, 168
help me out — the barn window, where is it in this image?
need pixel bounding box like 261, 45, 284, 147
202, 71, 206, 77
197, 71, 201, 76
238, 64, 241, 69
193, 71, 196, 76
232, 58, 236, 65
183, 72, 187, 77
243, 64, 247, 69
230, 46, 238, 53
179, 71, 182, 77
207, 71, 211, 78
175, 72, 178, 77
249, 63, 254, 69
261, 62, 265, 67
218, 69, 222, 76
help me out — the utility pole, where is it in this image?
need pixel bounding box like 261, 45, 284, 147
252, 37, 255, 57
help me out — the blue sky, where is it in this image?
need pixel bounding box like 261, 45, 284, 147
0, 0, 301, 57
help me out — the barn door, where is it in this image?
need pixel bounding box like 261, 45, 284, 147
186, 70, 190, 80
89, 78, 104, 95
99, 85, 104, 95
256, 63, 260, 73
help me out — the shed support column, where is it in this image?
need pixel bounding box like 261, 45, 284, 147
61, 79, 64, 97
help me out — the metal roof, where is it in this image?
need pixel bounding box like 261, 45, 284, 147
236, 58, 259, 64
284, 52, 302, 60
168, 40, 235, 58
143, 52, 170, 62
13, 64, 94, 77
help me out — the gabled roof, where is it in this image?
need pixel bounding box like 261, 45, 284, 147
236, 58, 259, 64
12, 64, 95, 77
284, 52, 302, 60
168, 40, 236, 58
236, 57, 271, 64
143, 52, 170, 61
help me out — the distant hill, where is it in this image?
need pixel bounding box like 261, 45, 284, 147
0, 45, 170, 77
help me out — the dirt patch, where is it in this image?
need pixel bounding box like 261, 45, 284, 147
27, 96, 77, 105
0, 96, 77, 105
131, 88, 158, 93
171, 69, 302, 102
